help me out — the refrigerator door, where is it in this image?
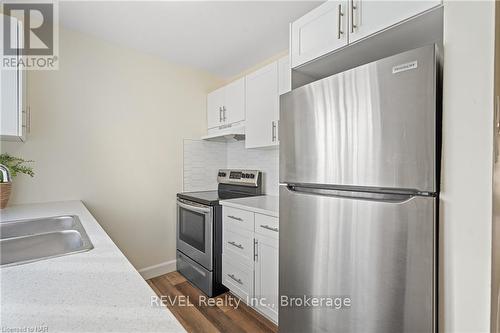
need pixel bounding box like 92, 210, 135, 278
279, 185, 435, 333
280, 45, 438, 193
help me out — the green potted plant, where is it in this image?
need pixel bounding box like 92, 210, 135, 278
0, 153, 34, 209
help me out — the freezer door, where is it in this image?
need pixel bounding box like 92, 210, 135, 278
280, 45, 438, 193
279, 185, 435, 333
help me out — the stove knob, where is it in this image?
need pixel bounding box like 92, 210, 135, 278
242, 174, 247, 178
250, 174, 255, 179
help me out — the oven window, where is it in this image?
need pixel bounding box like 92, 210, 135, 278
179, 208, 206, 252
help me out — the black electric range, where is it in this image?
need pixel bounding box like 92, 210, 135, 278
176, 169, 262, 297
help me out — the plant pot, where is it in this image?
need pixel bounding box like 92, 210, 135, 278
0, 182, 12, 209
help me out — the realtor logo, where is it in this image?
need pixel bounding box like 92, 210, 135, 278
2, 1, 59, 70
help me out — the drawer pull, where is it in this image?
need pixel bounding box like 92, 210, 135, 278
228, 273, 243, 285
260, 224, 279, 232
228, 241, 244, 249
227, 215, 243, 222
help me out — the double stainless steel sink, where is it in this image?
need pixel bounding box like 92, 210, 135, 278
0, 215, 94, 267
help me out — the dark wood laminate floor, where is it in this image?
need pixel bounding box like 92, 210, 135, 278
148, 271, 278, 333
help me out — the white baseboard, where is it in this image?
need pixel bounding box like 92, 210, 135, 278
138, 259, 177, 280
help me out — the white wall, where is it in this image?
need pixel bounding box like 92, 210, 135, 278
440, 1, 495, 332
1, 28, 222, 271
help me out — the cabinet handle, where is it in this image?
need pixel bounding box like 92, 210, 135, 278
23, 106, 31, 133
22, 107, 31, 132
276, 120, 279, 142
228, 241, 244, 249
254, 238, 258, 262
272, 121, 276, 142
227, 215, 243, 222
337, 4, 344, 39
219, 107, 223, 122
223, 106, 227, 122
350, 1, 357, 33
228, 273, 243, 285
260, 224, 279, 232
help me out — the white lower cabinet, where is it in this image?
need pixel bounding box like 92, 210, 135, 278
254, 233, 279, 322
222, 255, 253, 301
222, 206, 279, 324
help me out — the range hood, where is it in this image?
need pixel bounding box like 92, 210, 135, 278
201, 125, 245, 142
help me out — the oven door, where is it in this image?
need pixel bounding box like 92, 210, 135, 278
176, 198, 213, 270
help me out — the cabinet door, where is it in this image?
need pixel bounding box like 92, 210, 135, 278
224, 77, 245, 124
291, 1, 348, 68
349, 0, 441, 43
245, 62, 279, 149
254, 233, 279, 323
207, 87, 224, 129
0, 15, 21, 139
278, 55, 291, 95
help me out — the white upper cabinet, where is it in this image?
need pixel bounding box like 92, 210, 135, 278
349, 0, 441, 43
291, 1, 348, 68
207, 87, 225, 129
278, 56, 291, 95
245, 62, 279, 149
206, 55, 289, 144
1, 15, 28, 142
291, 0, 442, 68
224, 78, 245, 125
206, 77, 245, 130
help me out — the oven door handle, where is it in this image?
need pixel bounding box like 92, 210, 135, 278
177, 200, 211, 214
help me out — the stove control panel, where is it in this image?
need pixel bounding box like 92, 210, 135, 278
217, 169, 261, 187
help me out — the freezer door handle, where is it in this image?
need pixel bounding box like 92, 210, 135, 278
286, 184, 419, 203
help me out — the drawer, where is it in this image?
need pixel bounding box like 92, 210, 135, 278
223, 229, 254, 266
255, 214, 279, 239
223, 206, 254, 232
222, 254, 253, 302
177, 251, 213, 296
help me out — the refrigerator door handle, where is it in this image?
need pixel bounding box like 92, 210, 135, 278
286, 184, 417, 203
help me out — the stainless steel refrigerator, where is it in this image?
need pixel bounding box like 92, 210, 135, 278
279, 45, 440, 333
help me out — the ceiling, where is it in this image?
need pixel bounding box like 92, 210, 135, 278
59, 1, 321, 78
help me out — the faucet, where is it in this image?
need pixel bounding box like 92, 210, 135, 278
0, 164, 12, 183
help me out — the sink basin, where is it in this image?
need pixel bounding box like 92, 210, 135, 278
0, 215, 94, 267
0, 215, 76, 239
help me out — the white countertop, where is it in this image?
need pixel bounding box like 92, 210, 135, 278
220, 195, 279, 217
0, 201, 185, 333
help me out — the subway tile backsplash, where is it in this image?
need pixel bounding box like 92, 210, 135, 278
226, 141, 279, 195
183, 139, 227, 192
183, 140, 279, 195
